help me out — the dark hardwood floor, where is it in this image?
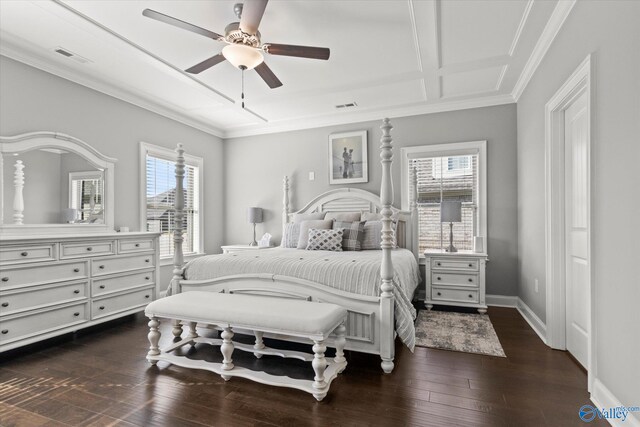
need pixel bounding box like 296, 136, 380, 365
0, 307, 605, 427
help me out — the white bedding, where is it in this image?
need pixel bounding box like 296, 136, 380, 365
183, 248, 420, 350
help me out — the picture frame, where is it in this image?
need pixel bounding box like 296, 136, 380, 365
328, 130, 368, 184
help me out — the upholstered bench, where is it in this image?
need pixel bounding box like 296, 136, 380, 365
144, 291, 348, 401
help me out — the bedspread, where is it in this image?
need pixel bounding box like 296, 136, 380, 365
183, 248, 420, 350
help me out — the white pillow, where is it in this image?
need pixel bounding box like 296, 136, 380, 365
297, 219, 333, 249
324, 211, 361, 222
293, 212, 325, 223
280, 223, 301, 248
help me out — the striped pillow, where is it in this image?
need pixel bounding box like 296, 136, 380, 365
306, 228, 343, 251
361, 220, 398, 250
333, 221, 365, 251
280, 223, 301, 248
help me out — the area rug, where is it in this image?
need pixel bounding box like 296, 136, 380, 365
414, 310, 506, 357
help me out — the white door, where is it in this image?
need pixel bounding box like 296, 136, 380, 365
564, 91, 590, 369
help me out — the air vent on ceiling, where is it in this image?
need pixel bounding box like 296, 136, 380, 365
335, 102, 358, 109
53, 47, 92, 64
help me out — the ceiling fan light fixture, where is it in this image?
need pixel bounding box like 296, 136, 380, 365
222, 44, 263, 70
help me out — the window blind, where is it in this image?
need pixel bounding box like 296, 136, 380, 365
145, 155, 199, 258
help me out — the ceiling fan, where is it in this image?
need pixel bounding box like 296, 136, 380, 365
142, 0, 330, 90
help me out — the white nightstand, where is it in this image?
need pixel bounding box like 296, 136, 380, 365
221, 245, 273, 254
424, 250, 489, 314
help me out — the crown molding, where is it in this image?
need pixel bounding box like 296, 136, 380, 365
224, 93, 515, 139
511, 0, 576, 101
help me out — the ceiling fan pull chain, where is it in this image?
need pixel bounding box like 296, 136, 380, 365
241, 67, 245, 109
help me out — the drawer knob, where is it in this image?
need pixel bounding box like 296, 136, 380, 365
73, 268, 80, 273
87, 247, 93, 251
99, 306, 105, 310
1, 302, 8, 307
99, 265, 105, 269
469, 294, 473, 298
468, 278, 473, 282
468, 263, 473, 267
73, 290, 80, 294
73, 312, 80, 317
21, 251, 28, 257
437, 292, 442, 296
99, 285, 105, 289
135, 243, 140, 247
437, 277, 441, 281
145, 259, 150, 263
1, 330, 8, 334
145, 295, 150, 299
437, 262, 441, 266
145, 277, 150, 280
1, 277, 8, 282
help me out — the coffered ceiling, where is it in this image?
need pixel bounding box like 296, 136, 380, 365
0, 1, 573, 138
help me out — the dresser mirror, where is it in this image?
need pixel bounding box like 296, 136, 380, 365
0, 132, 116, 235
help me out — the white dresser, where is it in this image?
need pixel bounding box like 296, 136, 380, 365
0, 232, 160, 352
424, 251, 489, 314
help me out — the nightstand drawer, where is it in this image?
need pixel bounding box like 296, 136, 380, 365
61, 241, 115, 258
431, 272, 479, 287
0, 244, 56, 265
92, 254, 154, 276
432, 287, 479, 304
92, 270, 155, 297
431, 258, 479, 271
92, 287, 154, 319
0, 281, 88, 315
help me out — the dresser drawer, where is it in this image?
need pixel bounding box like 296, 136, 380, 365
432, 287, 479, 304
92, 287, 154, 319
431, 258, 479, 271
431, 272, 479, 287
0, 302, 88, 345
0, 261, 88, 289
60, 241, 115, 258
0, 281, 88, 316
92, 254, 155, 276
92, 270, 155, 297
0, 244, 57, 265
118, 238, 155, 254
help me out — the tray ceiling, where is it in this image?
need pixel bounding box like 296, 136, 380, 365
0, 0, 564, 137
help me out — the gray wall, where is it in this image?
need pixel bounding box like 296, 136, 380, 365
224, 104, 518, 296
0, 56, 225, 291
517, 1, 639, 406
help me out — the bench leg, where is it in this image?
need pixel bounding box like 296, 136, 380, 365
311, 340, 328, 401
147, 317, 161, 365
186, 321, 198, 343
253, 331, 265, 358
334, 323, 346, 366
220, 327, 235, 380
171, 319, 183, 338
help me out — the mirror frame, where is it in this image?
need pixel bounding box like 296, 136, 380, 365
0, 131, 117, 235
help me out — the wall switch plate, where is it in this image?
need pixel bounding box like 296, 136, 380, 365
534, 278, 539, 293
309, 171, 315, 181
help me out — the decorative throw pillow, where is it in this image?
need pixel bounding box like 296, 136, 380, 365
324, 211, 361, 222
361, 220, 398, 250
306, 228, 343, 251
280, 222, 301, 248
333, 221, 365, 251
297, 219, 333, 249
293, 212, 326, 223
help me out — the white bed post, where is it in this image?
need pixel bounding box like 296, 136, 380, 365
282, 175, 290, 236
13, 160, 24, 225
409, 160, 419, 261
379, 118, 395, 374
170, 144, 185, 337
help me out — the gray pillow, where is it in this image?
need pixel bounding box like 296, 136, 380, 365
306, 228, 343, 251
361, 212, 382, 221
333, 221, 365, 251
297, 219, 333, 249
280, 222, 301, 248
293, 212, 325, 223
324, 211, 361, 222
361, 220, 398, 250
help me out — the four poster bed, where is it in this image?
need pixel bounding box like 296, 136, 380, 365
168, 119, 420, 373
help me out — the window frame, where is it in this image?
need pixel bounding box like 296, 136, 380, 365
139, 142, 204, 263
401, 141, 487, 259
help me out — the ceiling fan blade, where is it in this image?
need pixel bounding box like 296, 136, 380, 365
254, 62, 282, 88
263, 43, 330, 60
185, 54, 226, 74
239, 0, 268, 35
142, 9, 223, 41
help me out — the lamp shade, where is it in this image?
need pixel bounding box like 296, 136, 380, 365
247, 207, 263, 224
222, 44, 264, 70
440, 201, 462, 222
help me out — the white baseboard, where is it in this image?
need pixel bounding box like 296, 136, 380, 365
516, 297, 547, 345
591, 378, 640, 427
486, 294, 518, 307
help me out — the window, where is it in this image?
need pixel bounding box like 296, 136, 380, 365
140, 143, 203, 259
401, 141, 487, 255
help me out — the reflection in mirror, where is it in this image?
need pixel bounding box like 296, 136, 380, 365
69, 171, 104, 223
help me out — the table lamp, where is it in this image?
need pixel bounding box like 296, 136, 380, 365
440, 201, 461, 252
247, 207, 263, 246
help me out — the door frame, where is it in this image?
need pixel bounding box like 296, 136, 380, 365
544, 54, 595, 390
